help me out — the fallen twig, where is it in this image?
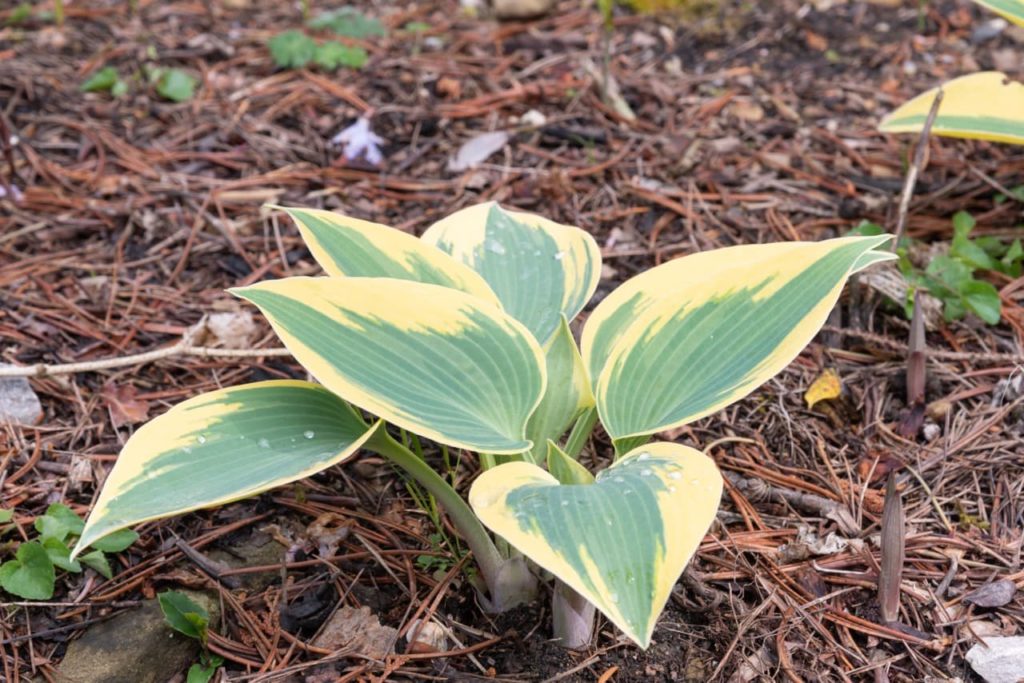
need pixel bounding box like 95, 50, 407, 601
0, 344, 292, 378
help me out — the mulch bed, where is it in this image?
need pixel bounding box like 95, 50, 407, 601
2, 0, 1023, 680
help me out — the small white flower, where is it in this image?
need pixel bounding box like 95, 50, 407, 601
0, 183, 23, 203
331, 117, 385, 166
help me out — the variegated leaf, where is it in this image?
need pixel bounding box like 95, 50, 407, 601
879, 72, 1024, 146
471, 442, 722, 648
73, 381, 376, 556
282, 207, 499, 305
546, 441, 595, 485
582, 236, 893, 445
421, 202, 601, 345
233, 277, 545, 454
970, 0, 1024, 25
523, 316, 594, 464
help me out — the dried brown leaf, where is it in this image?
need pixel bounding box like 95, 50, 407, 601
101, 383, 150, 428
963, 580, 1017, 608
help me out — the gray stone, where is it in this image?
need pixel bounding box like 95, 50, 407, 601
0, 368, 43, 425
206, 530, 285, 591
966, 636, 1024, 683
55, 592, 219, 683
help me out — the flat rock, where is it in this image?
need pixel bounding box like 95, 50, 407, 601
313, 606, 397, 660
206, 530, 285, 591
54, 591, 219, 683
0, 368, 43, 425
966, 636, 1024, 683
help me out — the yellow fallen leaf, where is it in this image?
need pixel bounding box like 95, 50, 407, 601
805, 369, 841, 410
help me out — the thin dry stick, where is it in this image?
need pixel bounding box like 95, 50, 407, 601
821, 325, 1024, 363
892, 88, 944, 249
0, 344, 291, 378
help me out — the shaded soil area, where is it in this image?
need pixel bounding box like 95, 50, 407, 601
2, 0, 1023, 680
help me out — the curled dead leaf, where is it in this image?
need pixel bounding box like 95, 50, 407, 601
101, 383, 150, 428
805, 368, 841, 410
963, 580, 1017, 609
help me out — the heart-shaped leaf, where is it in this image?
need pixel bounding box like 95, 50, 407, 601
234, 277, 545, 454
582, 236, 893, 446
74, 380, 377, 556
422, 203, 601, 345
470, 442, 722, 647
282, 207, 499, 305
35, 503, 85, 543
42, 537, 82, 573
0, 542, 55, 600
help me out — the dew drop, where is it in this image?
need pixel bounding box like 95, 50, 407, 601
561, 500, 570, 507
258, 438, 270, 449
197, 435, 207, 444
668, 485, 677, 493
239, 435, 246, 440
553, 251, 566, 261
606, 518, 613, 526
613, 475, 625, 483
182, 447, 192, 454
637, 453, 650, 461
486, 239, 506, 255
304, 430, 315, 439
640, 468, 653, 477
609, 593, 619, 603
623, 488, 632, 495
627, 576, 636, 584
668, 471, 682, 480
690, 478, 701, 486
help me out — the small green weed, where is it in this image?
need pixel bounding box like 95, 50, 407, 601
0, 504, 138, 599
268, 29, 368, 71
307, 7, 387, 39
158, 591, 222, 682
852, 212, 1020, 325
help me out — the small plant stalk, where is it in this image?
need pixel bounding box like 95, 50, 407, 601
552, 580, 596, 649
53, 0, 65, 26
366, 427, 536, 611
563, 407, 598, 459
878, 472, 905, 624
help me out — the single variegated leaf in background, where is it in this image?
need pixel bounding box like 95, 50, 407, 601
879, 72, 1024, 145
470, 442, 722, 648
583, 236, 893, 445
73, 381, 376, 557
422, 203, 601, 345
969, 0, 1024, 25
546, 441, 594, 485
523, 316, 594, 464
233, 277, 545, 454
282, 207, 499, 305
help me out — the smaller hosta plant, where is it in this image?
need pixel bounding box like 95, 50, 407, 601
73, 203, 893, 648
879, 1, 1024, 145
1, 504, 137, 599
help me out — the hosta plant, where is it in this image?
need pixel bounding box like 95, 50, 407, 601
879, 1, 1024, 145
72, 203, 893, 648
